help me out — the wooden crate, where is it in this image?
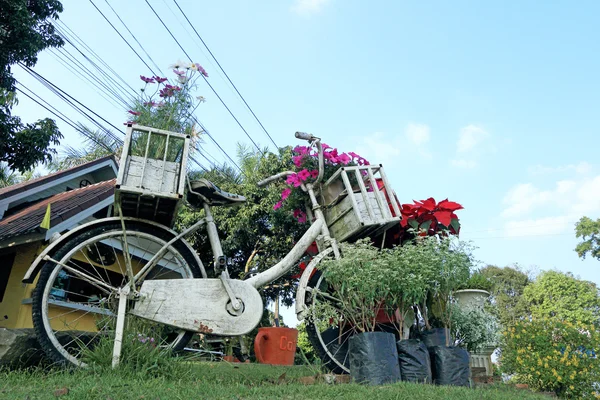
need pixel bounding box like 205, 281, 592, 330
115, 124, 190, 227
321, 164, 400, 242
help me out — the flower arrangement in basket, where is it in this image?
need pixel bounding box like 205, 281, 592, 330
272, 143, 371, 224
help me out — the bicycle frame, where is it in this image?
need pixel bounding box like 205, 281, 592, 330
128, 133, 340, 292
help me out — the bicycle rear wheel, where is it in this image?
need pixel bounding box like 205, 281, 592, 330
32, 221, 203, 368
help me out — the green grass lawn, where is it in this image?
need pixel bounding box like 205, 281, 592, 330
1, 362, 550, 400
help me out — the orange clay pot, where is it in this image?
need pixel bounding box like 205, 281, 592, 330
254, 327, 298, 366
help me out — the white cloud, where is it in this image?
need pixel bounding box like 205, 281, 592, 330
356, 123, 431, 165
360, 131, 402, 163
528, 161, 592, 176
291, 0, 330, 15
457, 124, 489, 153
450, 159, 476, 169
405, 123, 430, 146
500, 174, 600, 236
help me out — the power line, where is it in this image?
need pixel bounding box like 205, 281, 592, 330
16, 86, 79, 131
21, 65, 125, 135
102, 0, 164, 75
143, 0, 265, 156
48, 48, 126, 111
19, 65, 124, 149
172, 0, 279, 150
55, 21, 138, 98
88, 0, 158, 76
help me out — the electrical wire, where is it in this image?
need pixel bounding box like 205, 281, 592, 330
102, 0, 164, 75
172, 0, 279, 150
143, 0, 265, 156
88, 0, 159, 76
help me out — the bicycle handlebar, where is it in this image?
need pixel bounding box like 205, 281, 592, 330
257, 171, 295, 187
295, 131, 315, 141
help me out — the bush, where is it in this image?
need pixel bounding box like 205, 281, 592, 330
450, 303, 499, 352
500, 318, 600, 398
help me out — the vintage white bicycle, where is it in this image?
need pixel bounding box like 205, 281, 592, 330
22, 125, 401, 372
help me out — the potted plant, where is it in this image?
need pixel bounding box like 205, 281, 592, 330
450, 303, 499, 377
385, 244, 432, 383
454, 270, 492, 309
314, 239, 401, 385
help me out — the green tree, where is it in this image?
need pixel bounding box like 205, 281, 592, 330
480, 264, 531, 327
574, 216, 600, 261
0, 0, 64, 173
523, 270, 600, 326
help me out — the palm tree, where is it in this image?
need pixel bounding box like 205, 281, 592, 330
0, 162, 41, 188
48, 124, 120, 172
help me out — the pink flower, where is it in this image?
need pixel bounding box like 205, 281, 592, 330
173, 69, 186, 76
140, 75, 155, 83
348, 151, 360, 160
293, 145, 309, 155
297, 169, 311, 181
281, 188, 291, 200
337, 153, 351, 165
128, 110, 142, 116
292, 155, 304, 168
294, 209, 307, 224
273, 201, 282, 210
310, 169, 318, 179
286, 174, 302, 187
321, 143, 331, 150
196, 63, 208, 77
153, 76, 168, 83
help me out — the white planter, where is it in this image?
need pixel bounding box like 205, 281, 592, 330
453, 289, 490, 309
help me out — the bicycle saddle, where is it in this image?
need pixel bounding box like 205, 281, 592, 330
187, 179, 246, 207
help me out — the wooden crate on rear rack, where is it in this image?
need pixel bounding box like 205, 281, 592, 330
115, 124, 190, 227
320, 164, 401, 242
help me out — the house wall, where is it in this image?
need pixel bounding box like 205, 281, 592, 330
0, 242, 40, 329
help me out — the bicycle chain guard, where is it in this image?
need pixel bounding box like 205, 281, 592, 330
130, 278, 263, 336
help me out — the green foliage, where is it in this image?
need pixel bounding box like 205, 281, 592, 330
458, 269, 493, 291
500, 319, 600, 398
574, 216, 600, 261
450, 303, 499, 352
313, 239, 392, 333
0, 0, 64, 173
522, 270, 600, 326
385, 240, 436, 336
418, 236, 474, 332
480, 264, 531, 327
82, 320, 182, 379
295, 321, 318, 364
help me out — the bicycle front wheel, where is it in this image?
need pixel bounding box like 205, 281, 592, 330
32, 221, 204, 368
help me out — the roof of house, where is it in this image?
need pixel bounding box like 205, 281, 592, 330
0, 179, 115, 243
0, 155, 117, 200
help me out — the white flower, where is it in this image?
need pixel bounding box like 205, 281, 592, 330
190, 63, 198, 71
196, 96, 206, 103
177, 75, 188, 84
169, 59, 188, 69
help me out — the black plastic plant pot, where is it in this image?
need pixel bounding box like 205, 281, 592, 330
429, 345, 471, 387
418, 328, 448, 348
349, 331, 401, 385
396, 339, 432, 384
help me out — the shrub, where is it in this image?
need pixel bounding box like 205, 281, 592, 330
500, 318, 600, 398
450, 303, 499, 352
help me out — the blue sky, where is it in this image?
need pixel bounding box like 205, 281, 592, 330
13, 0, 600, 324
